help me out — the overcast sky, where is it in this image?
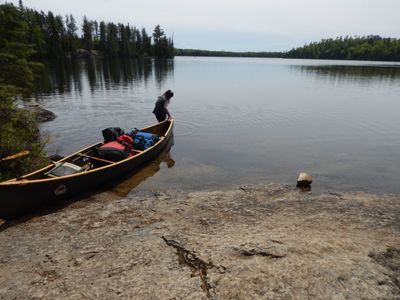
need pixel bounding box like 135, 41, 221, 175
6, 0, 400, 51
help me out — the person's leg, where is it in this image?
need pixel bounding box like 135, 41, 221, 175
156, 113, 166, 122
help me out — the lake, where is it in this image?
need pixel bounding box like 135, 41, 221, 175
33, 57, 400, 194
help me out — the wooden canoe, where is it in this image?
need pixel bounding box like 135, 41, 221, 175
0, 119, 174, 220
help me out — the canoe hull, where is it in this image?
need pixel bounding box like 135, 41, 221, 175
0, 120, 174, 220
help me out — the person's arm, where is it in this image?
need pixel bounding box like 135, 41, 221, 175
164, 99, 171, 118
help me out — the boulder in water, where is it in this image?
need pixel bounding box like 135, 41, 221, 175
297, 172, 313, 188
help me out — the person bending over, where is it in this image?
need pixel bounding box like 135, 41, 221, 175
153, 90, 174, 122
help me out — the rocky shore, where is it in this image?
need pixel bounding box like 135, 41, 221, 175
23, 101, 56, 122
0, 183, 399, 299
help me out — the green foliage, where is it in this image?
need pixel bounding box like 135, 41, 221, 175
82, 16, 93, 51
152, 25, 174, 58
0, 3, 35, 95
65, 14, 78, 53
5, 2, 174, 59
0, 3, 47, 181
286, 36, 400, 61
0, 100, 48, 181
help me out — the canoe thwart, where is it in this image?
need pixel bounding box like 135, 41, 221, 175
76, 153, 114, 164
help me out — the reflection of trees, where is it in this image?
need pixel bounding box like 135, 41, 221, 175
54, 60, 68, 94
293, 65, 400, 85
84, 58, 96, 91
109, 59, 122, 84
139, 59, 153, 84
32, 57, 175, 95
101, 58, 111, 90
99, 58, 153, 89
71, 59, 83, 92
154, 58, 174, 87
32, 58, 84, 96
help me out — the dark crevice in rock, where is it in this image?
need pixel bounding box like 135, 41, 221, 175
162, 236, 224, 300
233, 243, 286, 259
236, 248, 285, 258
270, 240, 284, 244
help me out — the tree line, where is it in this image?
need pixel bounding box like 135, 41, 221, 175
14, 1, 174, 59
286, 36, 400, 61
175, 49, 283, 58
176, 36, 400, 62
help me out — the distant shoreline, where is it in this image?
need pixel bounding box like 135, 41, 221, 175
175, 53, 400, 63
175, 36, 400, 62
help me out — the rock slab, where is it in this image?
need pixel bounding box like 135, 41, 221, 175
0, 184, 399, 299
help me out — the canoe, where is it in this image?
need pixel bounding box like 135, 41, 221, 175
0, 119, 174, 220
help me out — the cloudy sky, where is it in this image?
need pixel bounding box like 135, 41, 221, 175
6, 0, 400, 51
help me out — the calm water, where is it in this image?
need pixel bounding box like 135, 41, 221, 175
33, 57, 400, 194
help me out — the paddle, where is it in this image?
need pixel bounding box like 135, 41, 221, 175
0, 150, 30, 162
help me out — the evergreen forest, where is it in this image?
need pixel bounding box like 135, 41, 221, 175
176, 36, 400, 61
286, 36, 400, 61
5, 2, 174, 59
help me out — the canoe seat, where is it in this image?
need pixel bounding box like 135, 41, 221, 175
44, 162, 91, 178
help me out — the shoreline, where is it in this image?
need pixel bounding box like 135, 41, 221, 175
1, 183, 399, 298
22, 100, 56, 123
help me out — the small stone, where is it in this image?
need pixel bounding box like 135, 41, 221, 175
297, 172, 313, 188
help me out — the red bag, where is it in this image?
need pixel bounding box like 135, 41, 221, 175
117, 134, 134, 145
100, 141, 126, 151
95, 141, 131, 161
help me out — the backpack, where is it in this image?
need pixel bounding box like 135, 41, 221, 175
102, 127, 124, 143
94, 141, 130, 161
129, 130, 159, 150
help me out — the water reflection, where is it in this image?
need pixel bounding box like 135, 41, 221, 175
34, 57, 400, 194
33, 58, 174, 96
154, 59, 175, 87
292, 64, 400, 85
112, 136, 175, 197
33, 59, 84, 95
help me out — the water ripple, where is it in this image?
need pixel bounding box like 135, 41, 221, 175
174, 119, 201, 137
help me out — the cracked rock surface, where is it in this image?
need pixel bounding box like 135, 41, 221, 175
1, 183, 400, 299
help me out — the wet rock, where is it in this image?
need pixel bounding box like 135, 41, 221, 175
76, 48, 91, 58
75, 49, 104, 58
297, 172, 313, 188
23, 101, 56, 122
91, 50, 104, 57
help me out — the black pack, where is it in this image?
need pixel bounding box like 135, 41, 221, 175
102, 127, 124, 143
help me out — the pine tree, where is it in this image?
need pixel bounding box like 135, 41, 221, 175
82, 16, 93, 51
